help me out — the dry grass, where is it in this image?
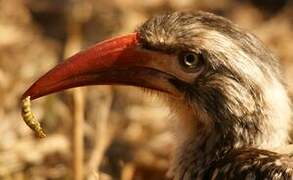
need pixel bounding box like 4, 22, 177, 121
1, 0, 292, 179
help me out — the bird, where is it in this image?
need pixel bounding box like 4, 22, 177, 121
22, 11, 293, 179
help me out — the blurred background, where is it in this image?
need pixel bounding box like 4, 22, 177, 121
0, 0, 292, 179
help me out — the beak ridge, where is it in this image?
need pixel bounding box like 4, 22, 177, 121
23, 32, 178, 100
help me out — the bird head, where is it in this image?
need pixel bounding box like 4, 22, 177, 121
23, 12, 291, 152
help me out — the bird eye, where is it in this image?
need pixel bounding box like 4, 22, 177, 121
179, 52, 204, 70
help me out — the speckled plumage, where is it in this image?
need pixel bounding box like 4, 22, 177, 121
138, 11, 293, 179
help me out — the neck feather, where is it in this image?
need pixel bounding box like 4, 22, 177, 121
167, 77, 292, 178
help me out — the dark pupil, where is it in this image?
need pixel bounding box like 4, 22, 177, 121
184, 53, 197, 67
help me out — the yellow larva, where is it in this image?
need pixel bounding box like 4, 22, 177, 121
21, 96, 46, 138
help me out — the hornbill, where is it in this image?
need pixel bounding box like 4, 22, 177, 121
22, 11, 293, 179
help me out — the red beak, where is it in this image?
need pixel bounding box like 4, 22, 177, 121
23, 33, 179, 100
